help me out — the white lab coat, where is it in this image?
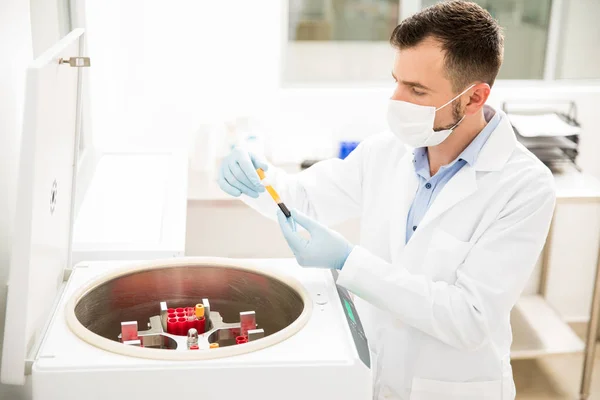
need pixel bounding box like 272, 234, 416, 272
242, 107, 556, 400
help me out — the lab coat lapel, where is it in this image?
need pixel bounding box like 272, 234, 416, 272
413, 108, 516, 233
417, 163, 478, 233
389, 149, 419, 262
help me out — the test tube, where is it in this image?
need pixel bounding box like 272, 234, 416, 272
176, 317, 187, 336
186, 307, 196, 321
256, 168, 291, 218
195, 304, 205, 319
167, 318, 177, 335
187, 328, 199, 350
195, 317, 206, 334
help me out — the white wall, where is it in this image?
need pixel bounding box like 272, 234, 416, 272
0, 1, 33, 398
29, 0, 70, 57
83, 0, 284, 152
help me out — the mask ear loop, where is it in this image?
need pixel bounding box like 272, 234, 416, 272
435, 84, 476, 112
446, 114, 466, 131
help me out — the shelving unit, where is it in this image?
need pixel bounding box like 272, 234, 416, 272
509, 162, 600, 399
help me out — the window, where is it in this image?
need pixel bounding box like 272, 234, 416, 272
422, 0, 553, 80
289, 0, 400, 41
285, 0, 401, 85
285, 0, 600, 84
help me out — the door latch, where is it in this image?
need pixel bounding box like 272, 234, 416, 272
59, 57, 91, 67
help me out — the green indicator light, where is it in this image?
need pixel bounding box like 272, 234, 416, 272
344, 299, 356, 323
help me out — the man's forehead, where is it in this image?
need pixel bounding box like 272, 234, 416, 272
393, 38, 447, 88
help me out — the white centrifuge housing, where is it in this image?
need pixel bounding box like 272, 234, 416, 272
1, 30, 372, 400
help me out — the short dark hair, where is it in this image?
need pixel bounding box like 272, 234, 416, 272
390, 0, 504, 91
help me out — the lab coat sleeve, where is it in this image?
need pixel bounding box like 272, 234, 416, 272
337, 172, 556, 351
241, 141, 369, 227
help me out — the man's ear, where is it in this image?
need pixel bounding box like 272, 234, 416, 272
464, 83, 491, 115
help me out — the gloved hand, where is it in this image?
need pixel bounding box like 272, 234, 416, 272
217, 148, 268, 198
277, 209, 354, 270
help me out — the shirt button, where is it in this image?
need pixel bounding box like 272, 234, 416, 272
412, 226, 417, 231
425, 183, 432, 189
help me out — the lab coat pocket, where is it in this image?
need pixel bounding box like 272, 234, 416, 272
410, 378, 501, 400
422, 227, 473, 283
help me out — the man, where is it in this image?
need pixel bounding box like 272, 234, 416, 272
218, 1, 555, 399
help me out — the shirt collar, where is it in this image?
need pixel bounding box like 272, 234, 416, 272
458, 106, 500, 166
412, 105, 501, 176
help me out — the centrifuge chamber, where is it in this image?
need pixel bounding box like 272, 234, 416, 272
1, 29, 372, 400
32, 258, 371, 399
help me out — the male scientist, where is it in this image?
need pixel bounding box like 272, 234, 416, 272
217, 1, 555, 399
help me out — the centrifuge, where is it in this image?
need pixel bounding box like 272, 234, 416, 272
1, 29, 372, 400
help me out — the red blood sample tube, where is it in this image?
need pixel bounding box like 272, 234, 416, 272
195, 317, 206, 334
176, 308, 184, 314
185, 319, 194, 333
168, 313, 176, 319
167, 318, 177, 335
176, 317, 187, 336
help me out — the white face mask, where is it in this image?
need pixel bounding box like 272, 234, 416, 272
386, 84, 475, 148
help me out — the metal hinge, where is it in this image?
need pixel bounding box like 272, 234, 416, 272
59, 57, 91, 67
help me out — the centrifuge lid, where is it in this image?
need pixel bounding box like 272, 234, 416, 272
1, 29, 86, 385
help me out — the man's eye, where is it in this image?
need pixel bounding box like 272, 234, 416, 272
412, 87, 425, 96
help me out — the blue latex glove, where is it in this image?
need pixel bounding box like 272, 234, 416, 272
217, 148, 268, 198
277, 209, 354, 270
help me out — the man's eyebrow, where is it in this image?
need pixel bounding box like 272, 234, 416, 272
401, 80, 432, 91
392, 71, 432, 91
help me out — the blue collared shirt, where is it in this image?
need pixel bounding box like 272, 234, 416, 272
405, 108, 502, 243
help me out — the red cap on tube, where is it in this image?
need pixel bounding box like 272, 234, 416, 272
236, 336, 247, 344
